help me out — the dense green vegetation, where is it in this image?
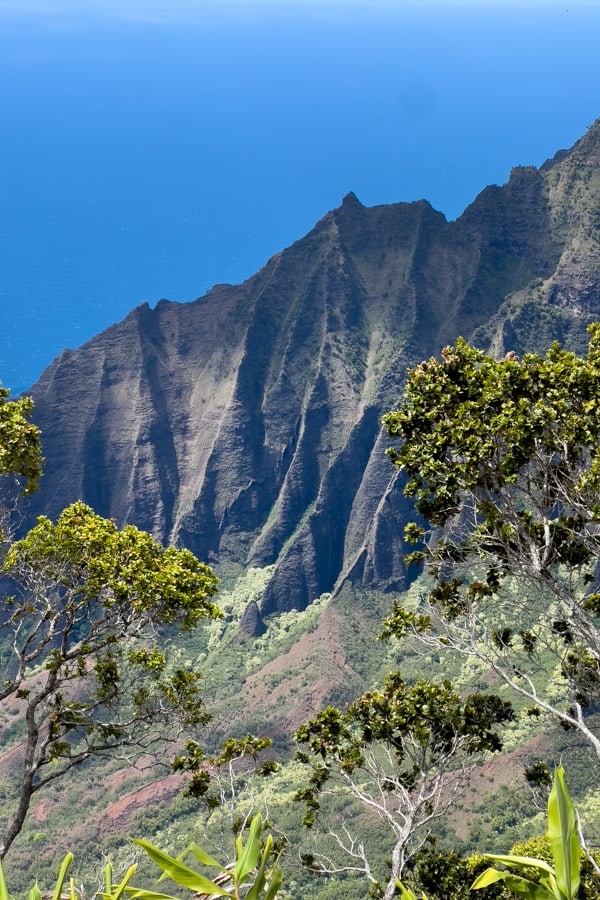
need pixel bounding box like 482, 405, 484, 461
0, 387, 221, 861
4, 329, 600, 897
382, 328, 600, 759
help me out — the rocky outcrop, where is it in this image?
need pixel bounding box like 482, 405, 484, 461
239, 600, 266, 638
24, 121, 600, 614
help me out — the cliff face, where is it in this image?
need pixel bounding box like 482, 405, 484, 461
24, 122, 600, 616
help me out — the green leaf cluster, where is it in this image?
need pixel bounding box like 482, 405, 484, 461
172, 734, 277, 802
124, 813, 283, 900
0, 386, 43, 495
294, 673, 513, 827
382, 326, 600, 744
472, 766, 581, 899
0, 851, 78, 900
384, 327, 600, 527
3, 501, 220, 629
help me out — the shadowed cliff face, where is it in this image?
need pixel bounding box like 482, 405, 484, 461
24, 121, 600, 615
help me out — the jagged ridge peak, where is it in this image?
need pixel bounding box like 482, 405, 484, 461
24, 120, 600, 615
340, 190, 363, 208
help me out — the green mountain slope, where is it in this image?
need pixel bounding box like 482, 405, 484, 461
4, 118, 600, 892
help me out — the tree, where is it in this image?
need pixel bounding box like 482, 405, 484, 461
295, 673, 513, 899
172, 733, 279, 858
381, 327, 600, 760
0, 386, 43, 495
0, 388, 220, 856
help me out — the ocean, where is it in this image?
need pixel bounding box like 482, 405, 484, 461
1, 1, 599, 394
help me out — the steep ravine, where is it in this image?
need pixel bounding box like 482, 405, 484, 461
24, 120, 600, 617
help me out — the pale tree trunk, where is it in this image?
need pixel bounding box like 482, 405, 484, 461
1, 702, 39, 858
383, 824, 411, 900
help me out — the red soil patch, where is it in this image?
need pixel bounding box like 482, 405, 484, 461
99, 772, 186, 834
235, 601, 357, 732
33, 799, 48, 823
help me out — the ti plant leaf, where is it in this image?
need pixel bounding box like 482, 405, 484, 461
548, 765, 580, 899
128, 814, 282, 900
472, 765, 581, 900
129, 841, 234, 898
394, 881, 429, 899
51, 852, 74, 900
0, 852, 75, 900
235, 813, 263, 884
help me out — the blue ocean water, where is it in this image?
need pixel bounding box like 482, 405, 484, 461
1, 2, 600, 393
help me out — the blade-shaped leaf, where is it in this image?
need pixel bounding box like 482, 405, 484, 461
245, 870, 266, 899
480, 853, 556, 877
51, 852, 74, 900
27, 884, 42, 900
263, 867, 284, 900
235, 814, 263, 884
492, 872, 557, 899
0, 861, 9, 900
124, 890, 181, 900
394, 882, 421, 899
185, 842, 227, 872
104, 861, 114, 896
472, 867, 513, 889
472, 867, 556, 899
132, 839, 234, 897
104, 864, 138, 900
548, 765, 580, 899
245, 835, 276, 900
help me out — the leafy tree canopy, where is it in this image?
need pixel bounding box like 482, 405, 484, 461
0, 389, 220, 857
382, 326, 600, 758
0, 386, 43, 494
295, 674, 513, 898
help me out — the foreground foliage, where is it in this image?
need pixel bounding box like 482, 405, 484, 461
0, 815, 282, 900
0, 851, 79, 900
397, 767, 600, 899
127, 812, 283, 900
472, 765, 582, 899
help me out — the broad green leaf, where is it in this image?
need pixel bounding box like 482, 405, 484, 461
234, 814, 263, 884
471, 867, 556, 899
185, 841, 226, 872
157, 844, 226, 887
235, 833, 243, 870
472, 867, 513, 889
548, 765, 580, 899
27, 885, 42, 900
124, 891, 181, 900
104, 861, 114, 896
480, 853, 555, 877
245, 834, 273, 900
104, 865, 138, 900
245, 870, 266, 899
395, 882, 426, 899
132, 840, 234, 897
494, 872, 558, 900
263, 867, 284, 900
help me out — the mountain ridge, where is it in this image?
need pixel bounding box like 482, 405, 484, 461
3, 121, 600, 893
24, 119, 600, 619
